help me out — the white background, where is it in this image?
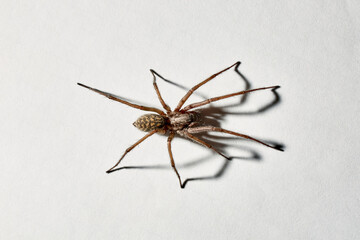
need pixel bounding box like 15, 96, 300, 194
1, 0, 360, 239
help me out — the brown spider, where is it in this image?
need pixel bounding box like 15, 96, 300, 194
78, 62, 282, 188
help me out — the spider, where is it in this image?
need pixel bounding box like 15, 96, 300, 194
78, 61, 282, 188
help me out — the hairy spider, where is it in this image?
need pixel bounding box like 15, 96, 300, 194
78, 61, 282, 188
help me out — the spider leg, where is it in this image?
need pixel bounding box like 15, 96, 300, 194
174, 61, 240, 112
106, 129, 159, 173
77, 83, 166, 116
167, 132, 183, 188
187, 126, 283, 151
151, 70, 210, 101
150, 70, 171, 113
181, 131, 231, 160
182, 86, 280, 111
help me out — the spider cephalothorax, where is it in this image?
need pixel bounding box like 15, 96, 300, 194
78, 61, 283, 188
167, 111, 201, 131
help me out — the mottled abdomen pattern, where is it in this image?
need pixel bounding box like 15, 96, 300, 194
133, 114, 165, 132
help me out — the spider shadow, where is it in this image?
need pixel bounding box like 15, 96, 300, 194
181, 103, 284, 188
110, 62, 284, 188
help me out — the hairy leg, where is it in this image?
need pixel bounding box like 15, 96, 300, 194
106, 129, 159, 173
174, 61, 240, 111
150, 70, 171, 113
77, 83, 165, 116
187, 126, 283, 151
182, 86, 280, 111
167, 132, 183, 188
151, 69, 210, 101
181, 131, 231, 160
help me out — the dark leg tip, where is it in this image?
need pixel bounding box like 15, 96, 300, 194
272, 86, 281, 90
77, 83, 88, 88
181, 180, 188, 189
272, 143, 285, 152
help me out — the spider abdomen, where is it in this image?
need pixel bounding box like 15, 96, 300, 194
133, 114, 165, 132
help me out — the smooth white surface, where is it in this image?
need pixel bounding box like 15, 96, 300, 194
1, 0, 359, 239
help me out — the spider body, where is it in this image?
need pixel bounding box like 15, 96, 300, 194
133, 111, 200, 132
167, 111, 200, 131
133, 114, 165, 132
78, 61, 282, 188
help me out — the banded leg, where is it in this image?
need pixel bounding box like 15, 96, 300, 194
182, 131, 231, 160
175, 61, 240, 111
182, 86, 280, 111
187, 126, 283, 151
77, 83, 165, 116
150, 70, 171, 113
167, 132, 183, 188
107, 129, 159, 173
